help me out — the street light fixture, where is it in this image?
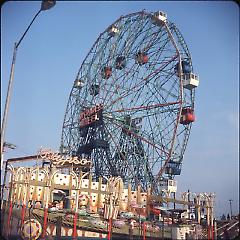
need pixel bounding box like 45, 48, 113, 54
1, 0, 56, 165
41, 0, 56, 11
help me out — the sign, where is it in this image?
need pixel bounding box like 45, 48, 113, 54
80, 104, 103, 128
38, 148, 91, 167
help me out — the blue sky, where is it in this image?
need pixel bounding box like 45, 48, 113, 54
1, 1, 239, 218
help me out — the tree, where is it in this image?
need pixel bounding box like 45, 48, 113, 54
227, 214, 230, 220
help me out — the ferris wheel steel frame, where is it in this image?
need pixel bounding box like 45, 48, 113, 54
60, 10, 195, 193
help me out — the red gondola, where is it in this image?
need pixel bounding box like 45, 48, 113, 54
180, 108, 195, 125
101, 66, 112, 79
135, 52, 148, 65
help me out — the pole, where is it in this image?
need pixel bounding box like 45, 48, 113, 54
21, 204, 26, 226
73, 212, 78, 238
143, 221, 146, 240
7, 173, 14, 237
42, 206, 48, 237
229, 199, 233, 219
108, 218, 112, 240
187, 190, 190, 219
1, 43, 17, 159
214, 219, 217, 240
173, 192, 176, 209
29, 203, 32, 240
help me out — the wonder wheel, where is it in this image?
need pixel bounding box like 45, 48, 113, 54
60, 10, 199, 193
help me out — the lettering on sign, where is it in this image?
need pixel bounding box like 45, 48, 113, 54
80, 104, 103, 128
38, 148, 91, 166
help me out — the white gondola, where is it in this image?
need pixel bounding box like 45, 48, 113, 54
183, 73, 199, 90
108, 25, 119, 37
152, 11, 167, 24
167, 179, 177, 193
74, 78, 85, 88
159, 178, 177, 193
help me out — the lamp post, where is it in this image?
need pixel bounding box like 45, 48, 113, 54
1, 0, 56, 165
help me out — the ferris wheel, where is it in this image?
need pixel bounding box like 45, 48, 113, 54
60, 10, 199, 193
